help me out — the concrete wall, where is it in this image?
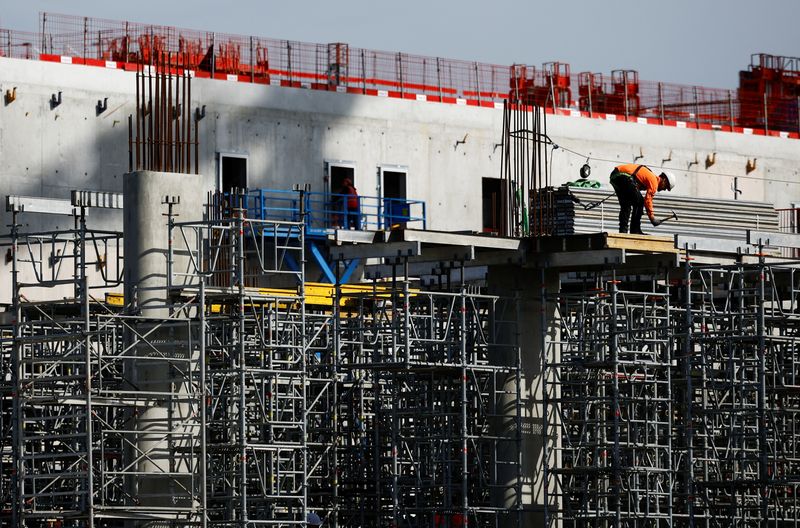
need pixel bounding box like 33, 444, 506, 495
1, 55, 799, 239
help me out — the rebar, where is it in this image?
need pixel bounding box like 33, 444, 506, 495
130, 51, 197, 174
499, 77, 551, 238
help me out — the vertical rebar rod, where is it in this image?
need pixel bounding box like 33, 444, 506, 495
128, 114, 133, 172
135, 64, 140, 169
167, 52, 173, 171
148, 58, 154, 168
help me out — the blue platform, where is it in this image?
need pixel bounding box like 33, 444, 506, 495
243, 188, 426, 283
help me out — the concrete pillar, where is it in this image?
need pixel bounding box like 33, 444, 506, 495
122, 171, 208, 521
487, 264, 560, 527
124, 170, 206, 317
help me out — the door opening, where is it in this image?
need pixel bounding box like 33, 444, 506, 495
326, 161, 357, 228
219, 154, 248, 192
381, 168, 408, 228
482, 177, 505, 234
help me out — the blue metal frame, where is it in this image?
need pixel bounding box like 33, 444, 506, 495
240, 188, 424, 283
246, 188, 426, 237
308, 241, 360, 284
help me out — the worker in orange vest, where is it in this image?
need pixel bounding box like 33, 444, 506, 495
609, 164, 675, 234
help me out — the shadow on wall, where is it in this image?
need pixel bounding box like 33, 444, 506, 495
198, 78, 370, 199
0, 79, 132, 233
0, 64, 370, 295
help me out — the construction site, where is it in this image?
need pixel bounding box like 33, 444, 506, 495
1, 12, 800, 528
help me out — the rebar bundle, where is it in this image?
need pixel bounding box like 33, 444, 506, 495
499, 70, 552, 237
130, 51, 198, 173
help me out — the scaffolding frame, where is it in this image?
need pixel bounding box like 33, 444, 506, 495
544, 272, 674, 526
3, 204, 207, 526
169, 193, 312, 526
1, 189, 523, 527
544, 259, 800, 527
676, 261, 800, 525
329, 260, 523, 527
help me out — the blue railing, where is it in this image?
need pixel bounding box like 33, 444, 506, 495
246, 189, 426, 237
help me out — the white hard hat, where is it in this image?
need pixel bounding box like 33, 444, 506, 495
660, 171, 676, 191
307, 512, 323, 526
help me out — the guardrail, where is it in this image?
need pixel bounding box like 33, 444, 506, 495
247, 188, 426, 236
777, 207, 800, 258
1, 14, 798, 136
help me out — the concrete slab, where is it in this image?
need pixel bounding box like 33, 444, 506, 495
748, 230, 800, 249
389, 228, 522, 250
331, 241, 421, 260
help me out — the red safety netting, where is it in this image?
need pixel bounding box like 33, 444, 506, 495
1, 13, 797, 135
0, 29, 39, 59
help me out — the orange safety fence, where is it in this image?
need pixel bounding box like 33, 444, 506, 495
0, 13, 797, 136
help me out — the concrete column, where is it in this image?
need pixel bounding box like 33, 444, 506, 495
122, 171, 208, 521
487, 264, 560, 528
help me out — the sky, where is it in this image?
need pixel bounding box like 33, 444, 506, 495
3, 0, 798, 89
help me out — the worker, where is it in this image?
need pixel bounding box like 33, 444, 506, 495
609, 164, 675, 234
307, 512, 323, 526
338, 178, 360, 229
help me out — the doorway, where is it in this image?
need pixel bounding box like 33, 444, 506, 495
482, 177, 505, 234
218, 154, 248, 192
380, 166, 408, 228
325, 161, 357, 228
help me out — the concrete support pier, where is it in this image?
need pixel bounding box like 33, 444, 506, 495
488, 264, 560, 528
122, 171, 208, 522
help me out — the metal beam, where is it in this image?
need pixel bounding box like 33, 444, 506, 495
309, 241, 337, 284
532, 249, 626, 269
390, 228, 521, 250
71, 190, 124, 209
6, 195, 82, 216
364, 260, 474, 280
331, 241, 421, 261
748, 230, 800, 249
399, 245, 476, 265
330, 229, 385, 245
675, 235, 754, 254
624, 252, 681, 270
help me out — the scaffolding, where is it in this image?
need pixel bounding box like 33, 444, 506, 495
544, 272, 674, 526
544, 259, 800, 526
1, 189, 522, 527
330, 277, 522, 527
676, 261, 800, 524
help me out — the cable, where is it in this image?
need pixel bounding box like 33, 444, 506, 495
554, 143, 800, 186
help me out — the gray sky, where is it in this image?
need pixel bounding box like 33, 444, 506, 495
3, 0, 798, 89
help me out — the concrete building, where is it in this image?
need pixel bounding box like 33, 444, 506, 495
2, 13, 800, 528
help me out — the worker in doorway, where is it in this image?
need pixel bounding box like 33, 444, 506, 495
609, 164, 675, 234
307, 512, 323, 526
338, 178, 361, 229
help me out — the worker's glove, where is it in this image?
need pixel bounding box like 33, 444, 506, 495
649, 216, 660, 227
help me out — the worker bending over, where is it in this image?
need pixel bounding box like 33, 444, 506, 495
609, 164, 675, 234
